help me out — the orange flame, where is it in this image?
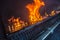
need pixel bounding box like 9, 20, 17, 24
8, 0, 58, 33
8, 16, 28, 32
45, 12, 49, 17
45, 10, 56, 17
50, 10, 55, 16
26, 0, 45, 24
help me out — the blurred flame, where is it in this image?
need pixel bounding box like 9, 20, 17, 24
50, 10, 55, 16
45, 12, 49, 17
8, 0, 58, 33
45, 10, 56, 17
26, 0, 45, 24
8, 16, 28, 32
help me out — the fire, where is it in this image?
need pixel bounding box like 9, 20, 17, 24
8, 0, 58, 33
8, 0, 45, 33
45, 10, 56, 17
45, 12, 49, 17
8, 16, 28, 32
26, 0, 45, 24
50, 10, 55, 16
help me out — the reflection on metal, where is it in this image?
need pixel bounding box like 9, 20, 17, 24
6, 14, 60, 40
36, 22, 60, 40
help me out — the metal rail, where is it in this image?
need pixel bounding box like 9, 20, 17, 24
7, 14, 60, 40
36, 21, 60, 40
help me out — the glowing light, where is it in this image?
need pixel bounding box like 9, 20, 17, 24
8, 0, 58, 33
50, 10, 55, 16
26, 0, 45, 24
45, 12, 49, 17
8, 16, 28, 32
